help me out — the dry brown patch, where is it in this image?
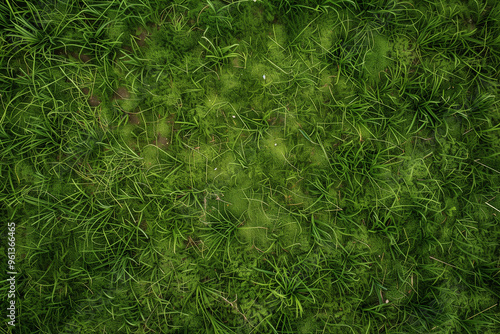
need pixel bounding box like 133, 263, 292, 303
166, 113, 176, 124
128, 114, 141, 125
69, 51, 91, 63
89, 95, 101, 107
155, 134, 169, 148
81, 87, 101, 107
80, 54, 92, 63
54, 48, 66, 56
136, 27, 150, 47
113, 86, 130, 100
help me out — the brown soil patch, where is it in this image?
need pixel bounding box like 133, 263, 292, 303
137, 27, 149, 47
80, 54, 92, 63
155, 134, 169, 148
166, 113, 176, 124
113, 86, 130, 100
81, 87, 90, 95
89, 95, 101, 107
69, 51, 91, 63
54, 48, 66, 56
128, 114, 140, 125
266, 116, 285, 126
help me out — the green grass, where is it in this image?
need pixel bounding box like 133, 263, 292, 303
1, 0, 499, 333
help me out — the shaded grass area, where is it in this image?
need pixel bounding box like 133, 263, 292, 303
1, 0, 499, 332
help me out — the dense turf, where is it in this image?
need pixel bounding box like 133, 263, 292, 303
1, 0, 499, 333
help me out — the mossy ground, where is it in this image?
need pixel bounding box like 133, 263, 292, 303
1, 0, 500, 333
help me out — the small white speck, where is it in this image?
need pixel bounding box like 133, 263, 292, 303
214, 168, 217, 170
263, 74, 266, 80
385, 299, 389, 304
232, 115, 236, 118
274, 143, 277, 146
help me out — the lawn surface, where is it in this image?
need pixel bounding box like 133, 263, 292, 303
1, 0, 500, 333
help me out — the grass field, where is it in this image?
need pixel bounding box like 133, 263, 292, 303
1, 0, 499, 333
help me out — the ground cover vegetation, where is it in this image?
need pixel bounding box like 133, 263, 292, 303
1, 0, 499, 332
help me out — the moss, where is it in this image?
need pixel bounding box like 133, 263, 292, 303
219, 68, 243, 99
236, 199, 274, 250
364, 33, 392, 82
14, 160, 35, 184
225, 188, 249, 217
156, 117, 172, 138
3, 2, 500, 333
141, 145, 158, 167
390, 35, 417, 66
267, 24, 288, 60
332, 75, 355, 99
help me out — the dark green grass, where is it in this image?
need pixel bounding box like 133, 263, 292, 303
1, 0, 500, 333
